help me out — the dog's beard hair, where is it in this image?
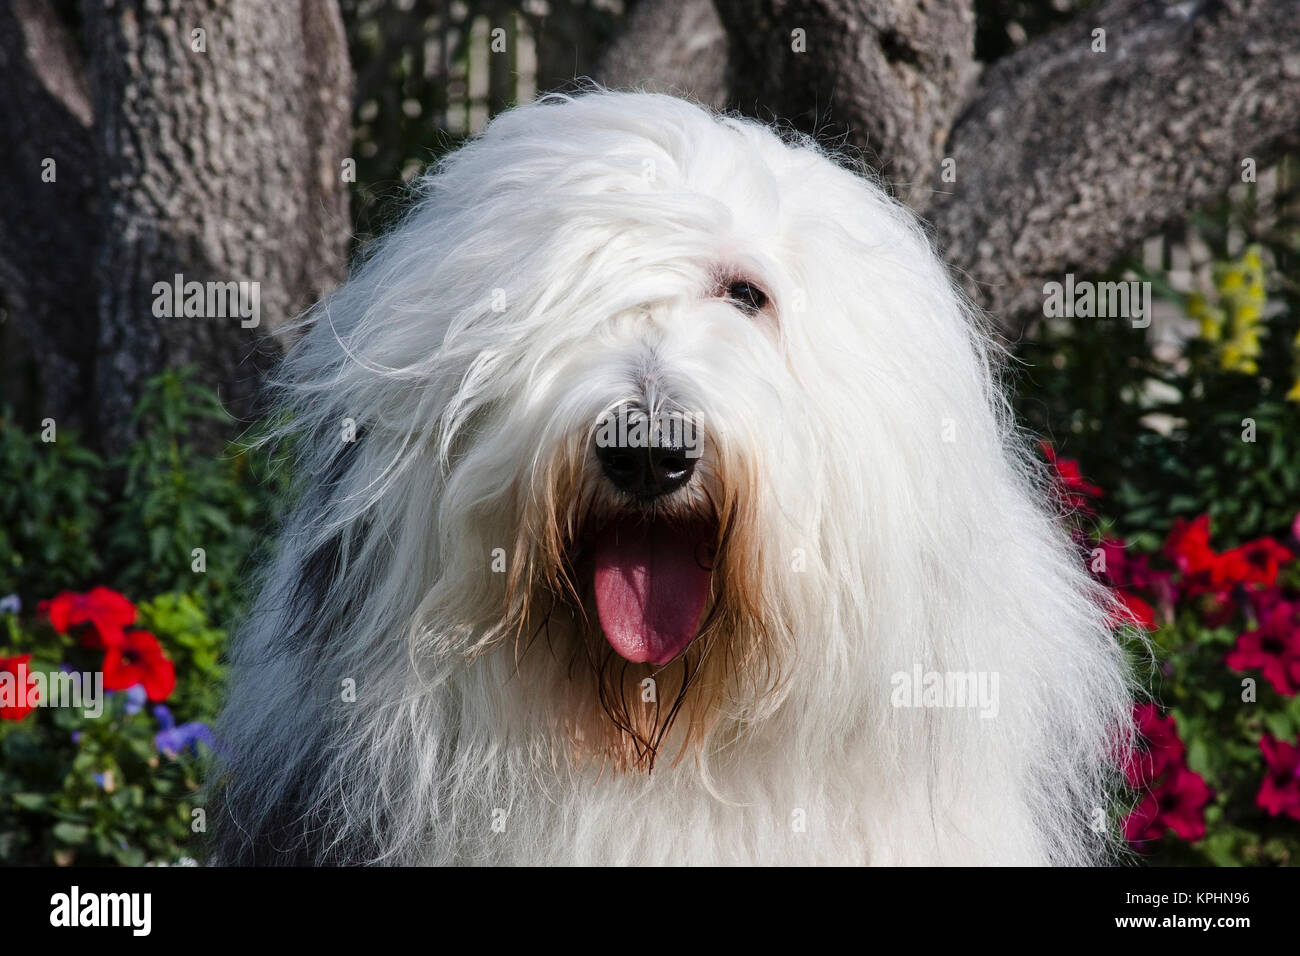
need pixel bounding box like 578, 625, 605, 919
469, 424, 791, 774
210, 89, 1139, 866
554, 518, 784, 774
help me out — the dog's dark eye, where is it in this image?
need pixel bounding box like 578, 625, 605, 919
726, 280, 768, 315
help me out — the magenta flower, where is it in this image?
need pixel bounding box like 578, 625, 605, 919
1226, 598, 1300, 697
1257, 736, 1300, 821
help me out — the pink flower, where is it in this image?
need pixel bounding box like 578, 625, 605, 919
1095, 537, 1175, 608
1257, 736, 1300, 821
1124, 704, 1186, 788
1124, 767, 1212, 844
1226, 598, 1300, 697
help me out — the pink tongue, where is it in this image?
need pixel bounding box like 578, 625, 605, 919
593, 519, 713, 665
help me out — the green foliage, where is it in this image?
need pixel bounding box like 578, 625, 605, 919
1016, 250, 1300, 552
105, 368, 285, 626
0, 368, 286, 865
137, 592, 227, 730
1146, 581, 1300, 866
0, 416, 104, 600
0, 368, 287, 627
1017, 174, 1300, 866
0, 602, 215, 866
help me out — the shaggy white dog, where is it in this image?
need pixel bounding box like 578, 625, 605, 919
213, 90, 1135, 865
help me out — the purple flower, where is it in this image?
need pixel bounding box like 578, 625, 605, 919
0, 594, 20, 615
153, 704, 173, 730
155, 721, 214, 758
101, 682, 146, 715
152, 703, 217, 757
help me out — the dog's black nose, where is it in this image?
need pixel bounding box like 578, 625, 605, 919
596, 441, 697, 498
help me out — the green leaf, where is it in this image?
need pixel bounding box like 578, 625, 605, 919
52, 822, 90, 844
1263, 711, 1293, 740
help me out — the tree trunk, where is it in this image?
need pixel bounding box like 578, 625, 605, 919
716, 0, 976, 208
0, 0, 353, 445
604, 0, 1300, 337
929, 0, 1300, 334
0, 0, 99, 430
595, 0, 729, 108
82, 0, 353, 445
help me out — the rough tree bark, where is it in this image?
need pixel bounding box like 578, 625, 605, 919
602, 0, 1300, 337
0, 0, 99, 426
930, 0, 1300, 331
83, 0, 353, 444
0, 0, 353, 443
717, 0, 978, 207
595, 0, 729, 108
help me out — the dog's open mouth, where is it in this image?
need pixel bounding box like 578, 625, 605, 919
592, 516, 716, 666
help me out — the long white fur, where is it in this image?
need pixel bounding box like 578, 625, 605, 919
213, 89, 1136, 865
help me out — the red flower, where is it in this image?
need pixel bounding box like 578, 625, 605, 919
1257, 736, 1300, 821
38, 587, 136, 649
1111, 590, 1157, 631
1128, 767, 1212, 843
102, 630, 175, 701
1225, 598, 1300, 697
1040, 442, 1103, 514
1165, 517, 1293, 599
0, 654, 39, 721
1164, 515, 1213, 567
1223, 538, 1293, 589
1124, 704, 1186, 788
1164, 516, 1222, 595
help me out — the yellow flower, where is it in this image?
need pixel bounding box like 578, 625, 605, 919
1220, 342, 1258, 375
1288, 378, 1300, 403
1235, 328, 1262, 357
1192, 247, 1277, 376
1218, 268, 1245, 294
1234, 301, 1262, 327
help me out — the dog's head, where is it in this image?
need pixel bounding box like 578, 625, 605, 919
284, 90, 1007, 771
